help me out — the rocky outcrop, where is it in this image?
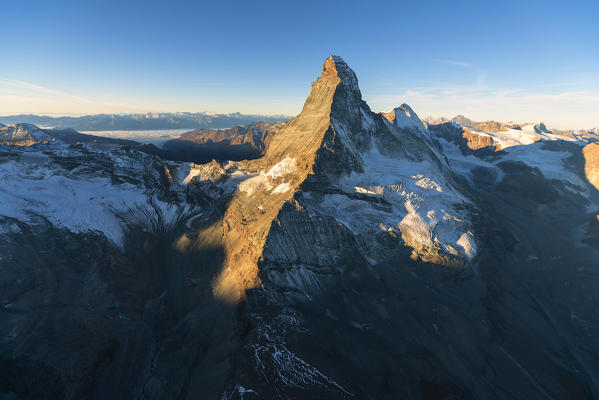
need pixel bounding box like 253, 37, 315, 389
0, 123, 51, 146
450, 114, 477, 127
429, 121, 500, 152
463, 128, 501, 150
472, 121, 506, 133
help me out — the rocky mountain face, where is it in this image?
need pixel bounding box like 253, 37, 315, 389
0, 123, 53, 146
1, 56, 599, 400
163, 122, 285, 163
450, 115, 477, 127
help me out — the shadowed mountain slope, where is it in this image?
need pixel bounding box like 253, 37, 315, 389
162, 122, 285, 163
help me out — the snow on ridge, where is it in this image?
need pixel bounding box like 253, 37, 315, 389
311, 140, 476, 261
239, 156, 297, 195
394, 104, 426, 133
438, 131, 589, 196
464, 122, 580, 150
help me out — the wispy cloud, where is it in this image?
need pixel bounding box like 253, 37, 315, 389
364, 57, 599, 129
430, 58, 487, 86
0, 79, 147, 115
0, 79, 90, 102
366, 83, 599, 130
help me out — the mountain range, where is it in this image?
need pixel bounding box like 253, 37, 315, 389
0, 112, 289, 132
1, 56, 598, 399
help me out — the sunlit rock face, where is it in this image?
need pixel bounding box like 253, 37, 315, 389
0, 123, 52, 146
2, 56, 599, 400
583, 143, 599, 190
212, 55, 477, 304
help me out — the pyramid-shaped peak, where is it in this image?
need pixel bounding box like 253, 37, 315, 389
319, 55, 360, 92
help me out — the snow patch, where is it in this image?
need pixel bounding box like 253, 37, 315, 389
238, 174, 272, 195
239, 156, 297, 195
457, 232, 477, 259
266, 156, 297, 178
0, 147, 184, 248
272, 182, 292, 194
311, 144, 476, 260
180, 163, 201, 184
392, 104, 426, 133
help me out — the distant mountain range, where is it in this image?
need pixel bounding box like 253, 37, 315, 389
0, 112, 290, 131
422, 115, 599, 139
162, 121, 285, 162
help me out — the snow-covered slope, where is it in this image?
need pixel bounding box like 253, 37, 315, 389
0, 138, 203, 247
381, 104, 427, 134
429, 119, 594, 197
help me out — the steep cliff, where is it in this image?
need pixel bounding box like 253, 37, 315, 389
212, 56, 476, 303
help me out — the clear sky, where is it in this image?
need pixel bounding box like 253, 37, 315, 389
1, 0, 598, 129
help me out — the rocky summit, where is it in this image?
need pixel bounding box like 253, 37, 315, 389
1, 56, 599, 399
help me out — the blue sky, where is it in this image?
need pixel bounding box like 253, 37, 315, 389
1, 0, 598, 129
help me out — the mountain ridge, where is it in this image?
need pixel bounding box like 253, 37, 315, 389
0, 112, 290, 132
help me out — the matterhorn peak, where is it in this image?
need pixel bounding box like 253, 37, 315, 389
315, 55, 361, 98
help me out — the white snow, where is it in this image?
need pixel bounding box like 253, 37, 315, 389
308, 125, 477, 261
438, 129, 588, 195
391, 104, 426, 133
239, 156, 296, 195
266, 156, 296, 178
502, 145, 586, 190
238, 173, 272, 195
465, 123, 578, 150
413, 175, 443, 192
180, 163, 202, 184
272, 182, 292, 194
0, 147, 182, 248
457, 232, 477, 258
